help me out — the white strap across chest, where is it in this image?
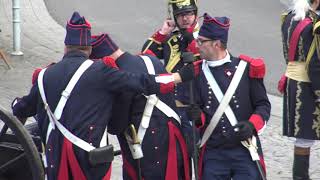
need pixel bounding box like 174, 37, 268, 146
38, 60, 106, 152
200, 60, 247, 147
137, 55, 181, 143
125, 56, 181, 160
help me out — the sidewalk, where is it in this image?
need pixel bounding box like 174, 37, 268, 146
0, 0, 319, 179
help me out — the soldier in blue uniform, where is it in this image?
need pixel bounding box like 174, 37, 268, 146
11, 12, 199, 180
280, 0, 320, 179
90, 33, 192, 180
141, 0, 201, 164
189, 13, 271, 180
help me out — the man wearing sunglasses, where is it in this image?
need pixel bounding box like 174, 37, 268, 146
190, 13, 271, 180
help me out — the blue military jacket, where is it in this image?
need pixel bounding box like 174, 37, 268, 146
109, 53, 177, 131
109, 53, 187, 179
12, 51, 168, 180
194, 56, 271, 149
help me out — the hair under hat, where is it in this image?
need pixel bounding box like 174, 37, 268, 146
64, 11, 92, 46
199, 13, 230, 45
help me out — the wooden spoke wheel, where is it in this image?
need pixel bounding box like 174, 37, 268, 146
0, 108, 44, 180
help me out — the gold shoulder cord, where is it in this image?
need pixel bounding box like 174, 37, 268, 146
306, 13, 320, 71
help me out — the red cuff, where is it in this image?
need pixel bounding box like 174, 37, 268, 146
151, 30, 167, 43
277, 74, 287, 94
158, 74, 175, 94
249, 114, 265, 132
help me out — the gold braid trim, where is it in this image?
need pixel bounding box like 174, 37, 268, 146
312, 105, 320, 138
286, 79, 290, 130
314, 90, 320, 138
315, 90, 320, 97
294, 82, 302, 136
165, 36, 181, 72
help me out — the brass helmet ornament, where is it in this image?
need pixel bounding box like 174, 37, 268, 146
167, 0, 198, 19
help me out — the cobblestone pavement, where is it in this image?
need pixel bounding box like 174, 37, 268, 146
0, 0, 319, 179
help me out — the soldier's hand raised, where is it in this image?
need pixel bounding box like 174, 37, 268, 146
159, 19, 176, 35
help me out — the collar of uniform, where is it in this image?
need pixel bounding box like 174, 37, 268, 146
204, 50, 231, 67
63, 50, 89, 59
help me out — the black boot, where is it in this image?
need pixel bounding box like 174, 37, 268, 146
293, 147, 310, 180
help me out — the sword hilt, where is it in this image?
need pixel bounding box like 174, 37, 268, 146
125, 124, 140, 144
125, 124, 144, 160
241, 136, 259, 161
241, 136, 267, 180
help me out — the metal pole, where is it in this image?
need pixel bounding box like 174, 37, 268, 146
11, 0, 23, 56
190, 81, 199, 180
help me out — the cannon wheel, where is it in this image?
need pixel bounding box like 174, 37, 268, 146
0, 108, 44, 180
